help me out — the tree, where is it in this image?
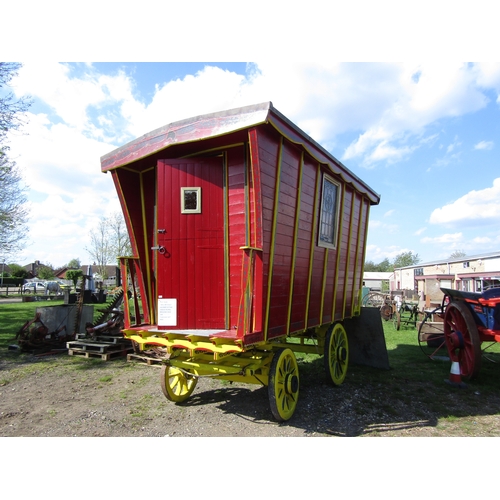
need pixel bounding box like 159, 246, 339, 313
364, 257, 392, 272
108, 211, 132, 258
0, 63, 32, 259
37, 264, 55, 280
66, 269, 83, 291
449, 250, 466, 259
85, 211, 132, 278
86, 217, 114, 279
392, 251, 421, 269
66, 258, 81, 269
8, 263, 28, 278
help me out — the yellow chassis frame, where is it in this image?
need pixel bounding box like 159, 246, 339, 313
123, 325, 331, 387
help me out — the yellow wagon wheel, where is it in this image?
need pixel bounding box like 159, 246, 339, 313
160, 364, 198, 403
268, 348, 300, 422
324, 323, 349, 385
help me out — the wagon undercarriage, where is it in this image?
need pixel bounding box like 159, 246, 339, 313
124, 323, 349, 421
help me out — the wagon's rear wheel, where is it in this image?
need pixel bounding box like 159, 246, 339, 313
324, 323, 349, 385
443, 300, 482, 380
160, 364, 198, 403
268, 348, 299, 422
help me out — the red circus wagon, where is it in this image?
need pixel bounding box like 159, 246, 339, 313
101, 102, 381, 421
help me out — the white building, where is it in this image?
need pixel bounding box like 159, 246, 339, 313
392, 251, 500, 307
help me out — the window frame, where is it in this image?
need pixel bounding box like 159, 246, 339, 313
180, 187, 201, 214
318, 174, 341, 250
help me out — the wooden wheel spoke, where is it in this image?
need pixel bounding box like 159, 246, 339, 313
444, 301, 481, 380
268, 348, 300, 422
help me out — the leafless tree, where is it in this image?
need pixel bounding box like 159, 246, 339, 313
85, 211, 132, 278
0, 62, 32, 259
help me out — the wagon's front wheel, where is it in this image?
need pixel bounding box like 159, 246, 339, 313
160, 364, 198, 403
268, 348, 299, 422
443, 300, 481, 380
324, 323, 349, 385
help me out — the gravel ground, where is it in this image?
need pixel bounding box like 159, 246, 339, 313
2, 346, 500, 439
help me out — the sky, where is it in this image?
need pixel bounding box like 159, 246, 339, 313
4, 61, 500, 269
2, 4, 500, 271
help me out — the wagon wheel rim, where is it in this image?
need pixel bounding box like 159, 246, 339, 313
160, 364, 198, 403
324, 323, 349, 386
417, 307, 447, 361
443, 301, 482, 380
362, 292, 386, 308
268, 348, 299, 422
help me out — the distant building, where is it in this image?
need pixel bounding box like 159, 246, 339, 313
392, 251, 500, 307
363, 271, 393, 291
56, 265, 121, 288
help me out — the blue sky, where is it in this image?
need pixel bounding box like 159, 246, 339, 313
5, 61, 500, 268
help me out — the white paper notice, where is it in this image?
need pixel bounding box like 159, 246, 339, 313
158, 298, 177, 326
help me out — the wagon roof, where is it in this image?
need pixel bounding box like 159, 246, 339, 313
101, 101, 380, 204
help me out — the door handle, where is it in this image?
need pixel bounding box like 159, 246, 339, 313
151, 245, 167, 255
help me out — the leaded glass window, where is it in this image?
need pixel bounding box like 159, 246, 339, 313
319, 176, 339, 248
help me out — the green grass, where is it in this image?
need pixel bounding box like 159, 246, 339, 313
0, 296, 116, 349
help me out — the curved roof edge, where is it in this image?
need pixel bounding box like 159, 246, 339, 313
101, 101, 380, 204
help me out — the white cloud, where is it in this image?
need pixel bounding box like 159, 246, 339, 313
429, 178, 500, 225
421, 232, 463, 244
342, 62, 492, 166
474, 140, 494, 150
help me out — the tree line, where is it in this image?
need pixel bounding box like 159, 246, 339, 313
365, 250, 467, 272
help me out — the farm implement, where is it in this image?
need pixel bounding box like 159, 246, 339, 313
418, 287, 500, 380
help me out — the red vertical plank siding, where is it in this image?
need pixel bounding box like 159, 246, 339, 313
268, 140, 301, 338
344, 189, 359, 318
290, 157, 315, 331
226, 147, 247, 333
334, 187, 351, 320
249, 128, 281, 342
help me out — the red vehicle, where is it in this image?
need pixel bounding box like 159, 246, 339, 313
101, 102, 381, 420
419, 287, 500, 380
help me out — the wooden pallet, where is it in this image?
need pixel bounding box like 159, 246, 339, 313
74, 333, 130, 345
127, 353, 166, 366
68, 346, 132, 361
67, 340, 130, 352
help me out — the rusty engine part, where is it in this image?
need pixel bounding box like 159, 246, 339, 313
15, 312, 68, 352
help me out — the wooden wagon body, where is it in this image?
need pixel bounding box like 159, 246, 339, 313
101, 102, 380, 420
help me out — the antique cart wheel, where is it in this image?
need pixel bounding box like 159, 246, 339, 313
443, 301, 482, 380
160, 364, 198, 403
362, 292, 386, 308
268, 348, 300, 422
417, 306, 447, 360
324, 323, 349, 385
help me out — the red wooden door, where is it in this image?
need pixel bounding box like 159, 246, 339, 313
156, 158, 225, 329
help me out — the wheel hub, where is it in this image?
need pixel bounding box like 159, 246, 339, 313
336, 346, 347, 362
449, 330, 464, 350
285, 373, 299, 395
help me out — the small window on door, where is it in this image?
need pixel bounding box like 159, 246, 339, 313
318, 174, 340, 249
181, 187, 201, 213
